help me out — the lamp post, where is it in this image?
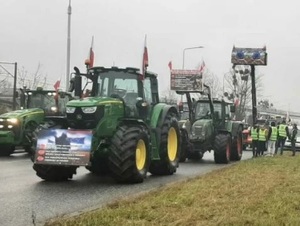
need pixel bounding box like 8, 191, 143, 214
0, 61, 17, 110
182, 46, 204, 69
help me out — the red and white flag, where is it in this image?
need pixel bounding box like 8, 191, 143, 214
89, 36, 95, 68
199, 60, 205, 72
54, 80, 60, 91
141, 35, 149, 79
168, 61, 172, 70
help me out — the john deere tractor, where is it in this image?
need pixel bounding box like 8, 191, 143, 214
0, 87, 71, 156
178, 85, 244, 164
31, 66, 181, 183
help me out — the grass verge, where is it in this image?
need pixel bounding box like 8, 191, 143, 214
45, 153, 300, 226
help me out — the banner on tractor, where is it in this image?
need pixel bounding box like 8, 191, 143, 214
231, 46, 267, 66
170, 69, 203, 92
34, 129, 92, 166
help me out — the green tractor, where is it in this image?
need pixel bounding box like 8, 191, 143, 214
0, 87, 71, 156
32, 66, 181, 183
178, 85, 244, 164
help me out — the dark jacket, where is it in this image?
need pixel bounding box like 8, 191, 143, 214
290, 128, 298, 142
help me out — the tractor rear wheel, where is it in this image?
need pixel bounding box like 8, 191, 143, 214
230, 126, 243, 161
108, 125, 150, 183
214, 134, 231, 164
149, 113, 180, 175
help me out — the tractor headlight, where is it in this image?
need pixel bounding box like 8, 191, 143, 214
0, 118, 4, 122
7, 118, 18, 124
8, 125, 13, 129
50, 106, 58, 112
82, 106, 97, 114
0, 125, 3, 128
66, 107, 76, 113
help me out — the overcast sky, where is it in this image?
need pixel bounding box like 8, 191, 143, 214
1, 0, 300, 111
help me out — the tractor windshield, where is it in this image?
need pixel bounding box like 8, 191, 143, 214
195, 101, 222, 120
96, 71, 140, 105
27, 92, 69, 115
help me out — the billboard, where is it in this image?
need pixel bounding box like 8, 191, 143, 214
170, 69, 203, 92
231, 46, 267, 66
34, 129, 92, 166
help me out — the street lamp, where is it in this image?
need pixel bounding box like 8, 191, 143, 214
182, 46, 204, 69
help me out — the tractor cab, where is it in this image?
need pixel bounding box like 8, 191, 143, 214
20, 87, 71, 117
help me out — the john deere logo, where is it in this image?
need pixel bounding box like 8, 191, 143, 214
76, 114, 82, 120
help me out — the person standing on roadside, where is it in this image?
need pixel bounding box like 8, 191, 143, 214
276, 119, 289, 155
257, 124, 268, 156
290, 123, 298, 156
250, 124, 259, 157
267, 121, 278, 156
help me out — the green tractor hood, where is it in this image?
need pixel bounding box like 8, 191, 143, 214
191, 119, 213, 140
67, 97, 123, 107
0, 108, 44, 119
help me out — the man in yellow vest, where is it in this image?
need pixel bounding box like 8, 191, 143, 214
267, 121, 277, 156
276, 119, 290, 155
257, 124, 268, 156
250, 124, 259, 157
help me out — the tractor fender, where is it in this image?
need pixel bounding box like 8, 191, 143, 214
149, 104, 179, 159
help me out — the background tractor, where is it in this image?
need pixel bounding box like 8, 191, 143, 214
0, 87, 71, 156
32, 66, 181, 183
177, 85, 244, 164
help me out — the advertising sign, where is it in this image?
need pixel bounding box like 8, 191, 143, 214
34, 129, 92, 166
170, 69, 203, 92
231, 46, 267, 66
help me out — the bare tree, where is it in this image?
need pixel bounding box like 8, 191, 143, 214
18, 63, 47, 89
160, 89, 178, 104
223, 65, 264, 121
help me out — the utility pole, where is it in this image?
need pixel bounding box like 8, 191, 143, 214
66, 0, 72, 91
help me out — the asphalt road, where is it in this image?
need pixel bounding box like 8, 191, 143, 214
0, 150, 252, 226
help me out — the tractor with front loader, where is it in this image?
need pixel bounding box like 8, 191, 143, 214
177, 85, 244, 164
31, 66, 181, 183
0, 87, 72, 156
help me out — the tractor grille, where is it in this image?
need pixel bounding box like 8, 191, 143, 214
194, 126, 202, 135
67, 106, 104, 129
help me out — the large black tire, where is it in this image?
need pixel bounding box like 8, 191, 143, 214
31, 121, 77, 181
179, 130, 188, 162
108, 125, 150, 183
214, 134, 231, 164
230, 126, 243, 161
149, 112, 180, 175
33, 165, 77, 181
0, 145, 15, 156
24, 121, 39, 154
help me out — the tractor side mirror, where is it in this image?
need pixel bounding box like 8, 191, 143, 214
136, 97, 148, 118
230, 105, 236, 113
60, 92, 66, 99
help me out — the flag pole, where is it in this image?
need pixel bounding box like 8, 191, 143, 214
66, 0, 72, 92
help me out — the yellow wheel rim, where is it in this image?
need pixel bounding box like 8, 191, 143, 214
167, 127, 178, 161
136, 139, 146, 171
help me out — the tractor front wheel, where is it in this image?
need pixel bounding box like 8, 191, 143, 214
214, 134, 231, 164
108, 125, 150, 183
149, 112, 180, 175
0, 145, 15, 156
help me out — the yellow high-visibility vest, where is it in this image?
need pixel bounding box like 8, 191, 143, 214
270, 126, 278, 141
278, 124, 287, 137
258, 129, 267, 141
251, 127, 258, 140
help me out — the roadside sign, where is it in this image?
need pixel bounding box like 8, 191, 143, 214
231, 47, 267, 65
34, 129, 92, 166
170, 69, 203, 92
